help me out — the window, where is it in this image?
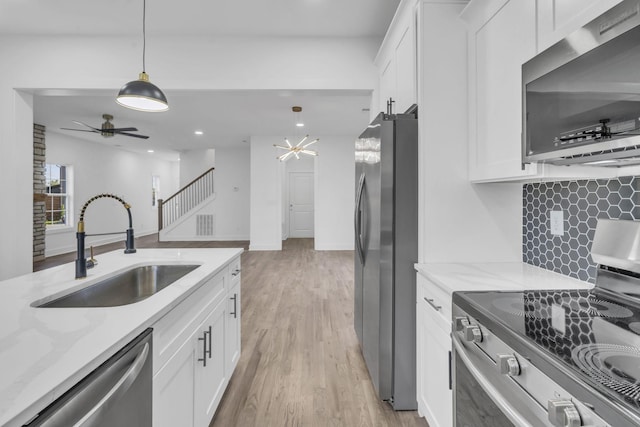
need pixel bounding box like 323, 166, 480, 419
45, 164, 72, 227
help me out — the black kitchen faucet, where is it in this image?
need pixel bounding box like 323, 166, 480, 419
75, 193, 136, 279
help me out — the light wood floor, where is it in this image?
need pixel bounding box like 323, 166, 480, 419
35, 236, 427, 426
212, 239, 427, 427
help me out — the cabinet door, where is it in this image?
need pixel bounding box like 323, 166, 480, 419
469, 0, 539, 182
416, 297, 427, 418
194, 299, 227, 427
417, 300, 452, 427
379, 58, 396, 113
225, 280, 241, 377
153, 329, 197, 427
377, 3, 416, 114
394, 23, 417, 113
537, 0, 624, 51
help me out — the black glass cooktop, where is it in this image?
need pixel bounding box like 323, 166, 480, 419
454, 288, 640, 412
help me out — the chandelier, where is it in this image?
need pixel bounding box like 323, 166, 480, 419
274, 106, 319, 161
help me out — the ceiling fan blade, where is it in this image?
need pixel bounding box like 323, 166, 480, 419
117, 132, 149, 139
60, 128, 99, 133
72, 120, 101, 131
110, 127, 138, 132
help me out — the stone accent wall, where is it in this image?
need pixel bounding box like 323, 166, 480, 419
33, 124, 46, 264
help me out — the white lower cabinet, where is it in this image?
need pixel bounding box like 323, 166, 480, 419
225, 279, 241, 376
195, 299, 227, 427
416, 274, 452, 427
153, 328, 198, 427
153, 256, 241, 427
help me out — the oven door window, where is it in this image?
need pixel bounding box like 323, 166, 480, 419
455, 352, 514, 427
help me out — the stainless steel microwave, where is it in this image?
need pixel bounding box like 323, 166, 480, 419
523, 0, 640, 167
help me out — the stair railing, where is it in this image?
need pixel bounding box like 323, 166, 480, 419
158, 167, 215, 231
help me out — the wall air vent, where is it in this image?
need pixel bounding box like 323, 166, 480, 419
196, 214, 215, 236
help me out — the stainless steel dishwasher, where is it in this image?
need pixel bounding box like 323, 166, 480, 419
24, 328, 152, 427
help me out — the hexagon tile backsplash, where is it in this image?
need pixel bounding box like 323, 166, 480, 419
522, 176, 640, 283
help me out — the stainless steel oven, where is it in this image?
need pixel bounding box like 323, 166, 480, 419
452, 305, 608, 427
452, 219, 640, 427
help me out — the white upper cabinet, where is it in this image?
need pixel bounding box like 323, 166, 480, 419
464, 0, 540, 182
462, 0, 623, 183
537, 0, 624, 51
375, 0, 417, 115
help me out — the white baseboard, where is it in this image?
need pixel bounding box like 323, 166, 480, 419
158, 232, 248, 242
314, 243, 354, 251
45, 229, 157, 257
249, 244, 282, 251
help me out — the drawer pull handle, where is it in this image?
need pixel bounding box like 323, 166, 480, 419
232, 268, 241, 277
424, 297, 442, 311
230, 293, 238, 318
198, 327, 211, 366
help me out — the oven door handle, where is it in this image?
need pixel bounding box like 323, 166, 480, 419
452, 335, 535, 427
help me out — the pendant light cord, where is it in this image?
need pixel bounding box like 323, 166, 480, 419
142, 0, 146, 72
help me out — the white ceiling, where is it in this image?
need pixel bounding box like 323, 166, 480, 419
35, 90, 374, 160
0, 0, 399, 37
21, 0, 399, 161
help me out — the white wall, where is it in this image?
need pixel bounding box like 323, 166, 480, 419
250, 135, 355, 251
0, 34, 378, 279
250, 136, 282, 250
417, 2, 521, 263
45, 131, 179, 256
314, 136, 355, 250
179, 149, 215, 187
212, 147, 250, 240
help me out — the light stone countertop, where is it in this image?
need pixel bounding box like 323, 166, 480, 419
414, 262, 594, 295
0, 248, 243, 427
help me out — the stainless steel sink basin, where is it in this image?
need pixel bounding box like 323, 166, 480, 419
37, 264, 200, 308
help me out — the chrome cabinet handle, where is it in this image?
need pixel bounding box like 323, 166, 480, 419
230, 293, 238, 318
198, 327, 211, 366
232, 268, 241, 277
423, 297, 442, 311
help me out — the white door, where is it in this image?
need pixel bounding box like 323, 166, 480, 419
289, 172, 314, 238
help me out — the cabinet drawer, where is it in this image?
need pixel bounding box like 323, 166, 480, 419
417, 273, 451, 333
153, 270, 226, 373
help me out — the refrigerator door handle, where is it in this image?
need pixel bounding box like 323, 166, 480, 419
354, 172, 366, 263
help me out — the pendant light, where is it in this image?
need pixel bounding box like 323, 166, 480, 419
116, 0, 169, 112
274, 106, 319, 161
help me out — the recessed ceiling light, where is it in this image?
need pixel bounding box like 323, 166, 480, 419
194, 130, 204, 135
296, 122, 304, 127
147, 149, 154, 153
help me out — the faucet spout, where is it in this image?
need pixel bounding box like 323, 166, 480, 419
75, 194, 137, 279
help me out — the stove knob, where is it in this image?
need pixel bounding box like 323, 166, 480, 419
496, 354, 520, 376
548, 399, 582, 427
454, 316, 470, 332
463, 324, 482, 343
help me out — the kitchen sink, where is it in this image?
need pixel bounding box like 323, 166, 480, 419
36, 264, 200, 308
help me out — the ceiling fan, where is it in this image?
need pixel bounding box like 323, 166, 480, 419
61, 114, 149, 139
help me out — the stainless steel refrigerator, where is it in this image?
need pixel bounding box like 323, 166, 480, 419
354, 108, 418, 410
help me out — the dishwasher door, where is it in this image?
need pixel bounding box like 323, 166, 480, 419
24, 328, 152, 427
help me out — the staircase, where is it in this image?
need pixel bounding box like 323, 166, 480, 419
158, 167, 215, 241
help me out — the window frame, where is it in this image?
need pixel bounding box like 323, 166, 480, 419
44, 163, 73, 231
